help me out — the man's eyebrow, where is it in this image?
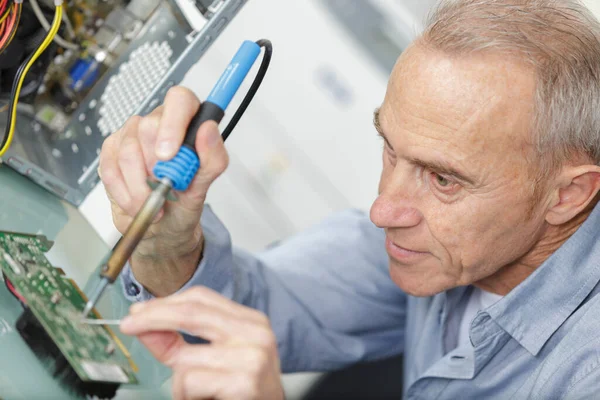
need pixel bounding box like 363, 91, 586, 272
372, 108, 477, 186
373, 107, 383, 133
409, 157, 477, 186
373, 108, 392, 148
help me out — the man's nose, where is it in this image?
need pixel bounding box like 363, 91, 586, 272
370, 178, 423, 229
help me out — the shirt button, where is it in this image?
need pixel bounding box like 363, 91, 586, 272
127, 283, 141, 296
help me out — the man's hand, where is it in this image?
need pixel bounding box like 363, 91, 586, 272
120, 287, 284, 400
98, 86, 229, 296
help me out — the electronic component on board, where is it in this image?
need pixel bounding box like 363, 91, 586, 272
0, 231, 138, 399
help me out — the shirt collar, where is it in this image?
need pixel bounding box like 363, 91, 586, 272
485, 203, 600, 356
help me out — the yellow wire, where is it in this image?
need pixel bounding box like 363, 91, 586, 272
0, 4, 12, 25
0, 4, 63, 157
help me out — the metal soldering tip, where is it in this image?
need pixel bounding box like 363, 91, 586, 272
81, 301, 94, 319
81, 277, 109, 318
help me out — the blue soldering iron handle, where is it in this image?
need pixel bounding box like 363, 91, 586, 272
153, 40, 262, 192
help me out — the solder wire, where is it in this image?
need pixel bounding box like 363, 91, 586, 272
0, 2, 63, 157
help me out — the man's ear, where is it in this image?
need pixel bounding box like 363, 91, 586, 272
546, 165, 600, 226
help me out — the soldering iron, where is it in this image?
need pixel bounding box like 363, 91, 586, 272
82, 39, 273, 318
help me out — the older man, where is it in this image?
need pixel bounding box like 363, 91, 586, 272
99, 0, 600, 398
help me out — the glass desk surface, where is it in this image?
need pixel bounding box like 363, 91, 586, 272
0, 166, 173, 400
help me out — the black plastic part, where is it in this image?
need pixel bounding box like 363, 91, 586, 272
0, 38, 25, 69
194, 0, 214, 16
16, 308, 120, 399
182, 101, 224, 150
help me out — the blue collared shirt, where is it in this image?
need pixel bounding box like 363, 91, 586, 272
123, 204, 600, 399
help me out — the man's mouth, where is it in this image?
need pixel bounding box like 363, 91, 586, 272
385, 237, 429, 262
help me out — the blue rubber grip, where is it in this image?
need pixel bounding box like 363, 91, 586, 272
206, 40, 261, 110
154, 147, 199, 191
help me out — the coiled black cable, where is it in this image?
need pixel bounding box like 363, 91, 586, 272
221, 39, 272, 141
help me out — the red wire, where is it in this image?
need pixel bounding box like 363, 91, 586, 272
5, 276, 26, 304
0, 4, 7, 36
0, 1, 9, 28
0, 4, 17, 50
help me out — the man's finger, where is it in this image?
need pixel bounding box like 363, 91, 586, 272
123, 300, 277, 349
130, 286, 267, 324
171, 368, 255, 400
110, 200, 134, 234
117, 119, 152, 213
120, 302, 242, 342
99, 134, 133, 215
166, 343, 270, 372
155, 87, 200, 161
138, 106, 163, 174
134, 331, 187, 366
179, 121, 229, 211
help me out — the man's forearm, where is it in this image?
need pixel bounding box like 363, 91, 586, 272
130, 232, 204, 297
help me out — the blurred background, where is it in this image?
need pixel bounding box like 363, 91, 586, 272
81, 0, 438, 248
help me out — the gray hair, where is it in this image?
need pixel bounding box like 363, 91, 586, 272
419, 0, 600, 178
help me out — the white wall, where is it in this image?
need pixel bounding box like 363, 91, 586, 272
583, 0, 600, 17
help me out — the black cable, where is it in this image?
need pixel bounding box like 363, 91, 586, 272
221, 39, 272, 141
19, 46, 53, 98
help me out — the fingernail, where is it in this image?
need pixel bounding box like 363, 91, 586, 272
156, 141, 175, 158
206, 123, 220, 148
120, 316, 134, 330
130, 302, 145, 314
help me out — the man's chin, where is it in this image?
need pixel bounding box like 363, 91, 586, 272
388, 260, 449, 297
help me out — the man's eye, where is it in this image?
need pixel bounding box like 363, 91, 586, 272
429, 172, 458, 194
383, 140, 396, 159
435, 174, 451, 187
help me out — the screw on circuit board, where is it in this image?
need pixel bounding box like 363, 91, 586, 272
50, 292, 61, 304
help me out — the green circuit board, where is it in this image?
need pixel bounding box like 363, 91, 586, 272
0, 231, 138, 384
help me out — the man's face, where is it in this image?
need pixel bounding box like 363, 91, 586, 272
371, 45, 550, 297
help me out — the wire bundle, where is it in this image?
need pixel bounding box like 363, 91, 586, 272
0, 1, 63, 157
0, 0, 21, 54
30, 0, 77, 50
